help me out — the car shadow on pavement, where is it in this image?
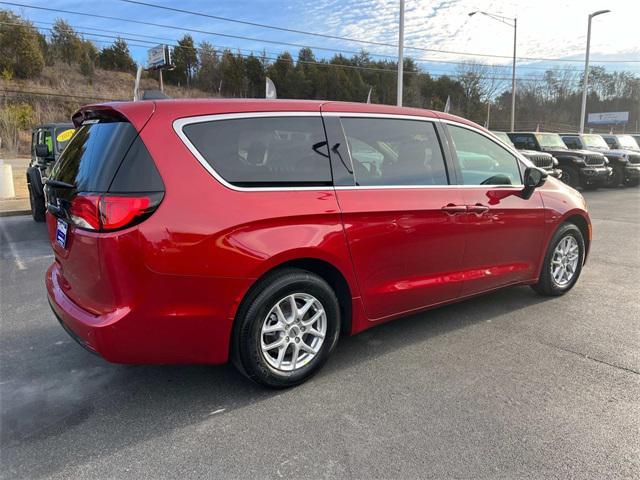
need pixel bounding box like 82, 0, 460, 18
1, 284, 551, 478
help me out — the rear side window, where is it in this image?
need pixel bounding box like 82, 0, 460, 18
181, 116, 331, 187
50, 121, 138, 192
54, 127, 75, 153
339, 117, 448, 186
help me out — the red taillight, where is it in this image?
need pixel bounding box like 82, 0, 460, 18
69, 193, 162, 231
69, 195, 101, 230
100, 196, 151, 230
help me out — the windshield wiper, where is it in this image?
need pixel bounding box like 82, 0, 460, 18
45, 179, 75, 189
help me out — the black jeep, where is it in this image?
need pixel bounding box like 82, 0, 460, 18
27, 123, 75, 221
492, 131, 562, 179
561, 133, 640, 187
600, 134, 640, 152
507, 132, 609, 189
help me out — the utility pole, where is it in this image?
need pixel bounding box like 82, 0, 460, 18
397, 0, 405, 107
579, 10, 611, 133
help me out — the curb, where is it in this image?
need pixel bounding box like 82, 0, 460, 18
0, 210, 31, 217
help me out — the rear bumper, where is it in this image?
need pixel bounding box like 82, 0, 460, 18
46, 262, 132, 360
46, 261, 250, 364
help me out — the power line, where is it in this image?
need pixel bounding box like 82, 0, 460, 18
116, 0, 640, 64
0, 88, 120, 101
1, 20, 587, 82
21, 18, 612, 74
2, 1, 639, 64
37, 27, 591, 83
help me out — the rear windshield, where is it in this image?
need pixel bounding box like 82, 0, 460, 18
49, 121, 139, 192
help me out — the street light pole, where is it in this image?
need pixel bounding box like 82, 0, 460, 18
579, 10, 611, 133
397, 0, 405, 106
469, 11, 517, 131
510, 17, 517, 132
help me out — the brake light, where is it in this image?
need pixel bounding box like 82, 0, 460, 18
101, 196, 151, 230
69, 195, 101, 230
69, 193, 162, 231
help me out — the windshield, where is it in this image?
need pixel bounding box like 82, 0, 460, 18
535, 133, 567, 149
617, 135, 640, 150
493, 132, 514, 147
582, 134, 609, 149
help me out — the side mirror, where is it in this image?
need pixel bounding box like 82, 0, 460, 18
521, 166, 547, 199
35, 144, 50, 158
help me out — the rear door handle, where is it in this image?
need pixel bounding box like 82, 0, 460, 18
468, 203, 490, 214
441, 204, 467, 214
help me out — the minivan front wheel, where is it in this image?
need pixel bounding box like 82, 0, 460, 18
234, 268, 341, 388
531, 223, 585, 296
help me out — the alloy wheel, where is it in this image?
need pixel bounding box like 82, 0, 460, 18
550, 235, 580, 286
260, 293, 327, 372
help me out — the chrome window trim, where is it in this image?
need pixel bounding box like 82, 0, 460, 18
322, 111, 439, 123
334, 184, 522, 191
173, 111, 333, 192
172, 110, 531, 192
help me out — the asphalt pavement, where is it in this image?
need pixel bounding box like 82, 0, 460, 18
1, 188, 639, 479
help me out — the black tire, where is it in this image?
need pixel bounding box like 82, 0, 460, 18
531, 223, 585, 296
28, 183, 46, 222
559, 165, 579, 189
605, 165, 624, 188
233, 268, 341, 388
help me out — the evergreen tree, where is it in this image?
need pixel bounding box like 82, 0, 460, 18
50, 19, 82, 64
168, 35, 198, 87
196, 41, 220, 93
98, 38, 136, 72
0, 10, 44, 78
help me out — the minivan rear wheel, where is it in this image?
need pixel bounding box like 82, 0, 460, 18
531, 223, 585, 296
233, 268, 341, 388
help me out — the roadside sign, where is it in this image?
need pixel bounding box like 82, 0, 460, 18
147, 45, 171, 70
587, 111, 629, 125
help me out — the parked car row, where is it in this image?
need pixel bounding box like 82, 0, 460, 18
492, 131, 640, 190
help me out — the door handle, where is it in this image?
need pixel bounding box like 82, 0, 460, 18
441, 204, 467, 214
468, 203, 490, 214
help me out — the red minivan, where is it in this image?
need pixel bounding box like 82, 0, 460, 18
45, 99, 591, 387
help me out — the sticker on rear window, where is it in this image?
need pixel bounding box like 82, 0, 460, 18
56, 129, 75, 142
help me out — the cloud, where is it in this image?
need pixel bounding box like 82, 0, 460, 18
292, 0, 640, 68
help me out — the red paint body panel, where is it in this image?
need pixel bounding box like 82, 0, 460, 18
458, 188, 546, 294
335, 187, 466, 320
45, 99, 591, 365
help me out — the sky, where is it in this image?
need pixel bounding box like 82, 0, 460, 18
3, 0, 640, 80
